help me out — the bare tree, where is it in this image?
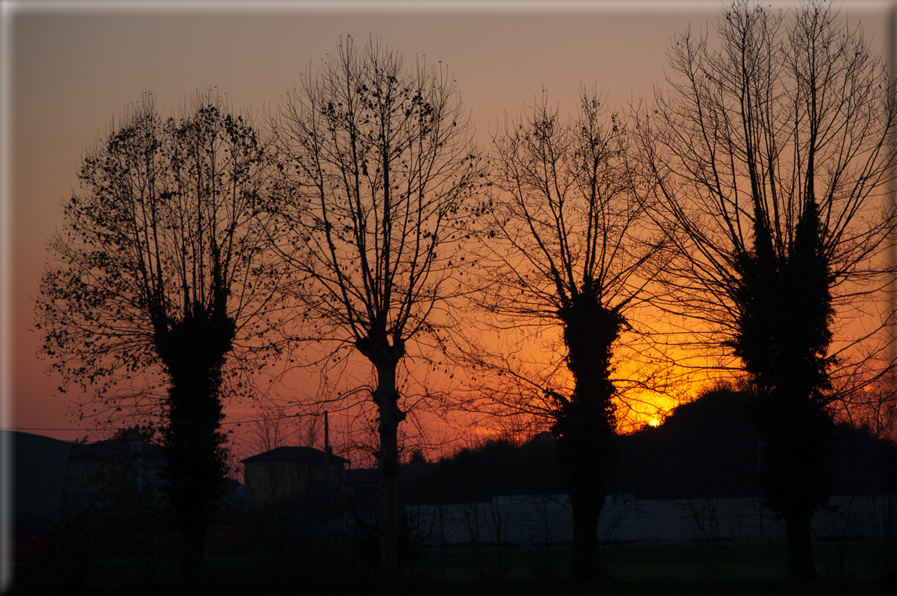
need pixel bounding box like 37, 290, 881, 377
461, 90, 663, 582
633, 0, 897, 581
35, 91, 284, 566
267, 37, 482, 578
246, 399, 314, 455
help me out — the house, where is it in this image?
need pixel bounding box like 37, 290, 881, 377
241, 446, 349, 509
62, 430, 167, 513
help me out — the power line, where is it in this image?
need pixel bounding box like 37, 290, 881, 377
5, 415, 309, 432
5, 427, 93, 432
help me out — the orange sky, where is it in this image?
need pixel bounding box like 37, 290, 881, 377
3, 1, 892, 463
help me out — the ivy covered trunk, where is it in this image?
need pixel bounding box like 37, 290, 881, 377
555, 399, 614, 583
154, 294, 235, 565
735, 198, 834, 582
554, 287, 622, 583
752, 395, 833, 582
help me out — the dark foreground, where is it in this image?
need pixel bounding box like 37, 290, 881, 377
6, 541, 895, 595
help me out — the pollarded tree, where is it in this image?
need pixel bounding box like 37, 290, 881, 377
634, 0, 897, 581
463, 90, 663, 582
35, 92, 284, 562
267, 37, 482, 579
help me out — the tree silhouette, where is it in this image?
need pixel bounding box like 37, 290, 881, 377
35, 92, 283, 566
463, 90, 662, 582
634, 0, 897, 581
267, 37, 482, 579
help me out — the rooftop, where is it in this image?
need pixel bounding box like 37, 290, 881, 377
241, 446, 349, 466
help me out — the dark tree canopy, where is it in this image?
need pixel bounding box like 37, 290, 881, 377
465, 91, 663, 428
37, 92, 282, 417
635, 0, 897, 381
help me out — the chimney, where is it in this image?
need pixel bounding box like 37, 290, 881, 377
324, 410, 332, 456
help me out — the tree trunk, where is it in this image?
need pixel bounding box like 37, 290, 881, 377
357, 337, 406, 582
736, 197, 834, 584
554, 292, 621, 583
378, 393, 403, 581
753, 395, 833, 584
154, 301, 234, 566
164, 372, 226, 555
558, 411, 611, 583
784, 509, 817, 582
568, 470, 605, 582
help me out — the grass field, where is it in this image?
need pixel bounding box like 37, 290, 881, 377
7, 540, 895, 594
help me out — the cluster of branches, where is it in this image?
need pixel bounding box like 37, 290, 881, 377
461, 90, 662, 415
37, 92, 286, 418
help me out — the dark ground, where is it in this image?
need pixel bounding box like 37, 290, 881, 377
6, 541, 895, 595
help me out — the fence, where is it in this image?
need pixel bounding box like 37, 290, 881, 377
406, 493, 897, 546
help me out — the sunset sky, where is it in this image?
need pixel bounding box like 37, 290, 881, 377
3, 1, 893, 460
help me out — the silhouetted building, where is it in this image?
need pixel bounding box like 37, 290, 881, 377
241, 446, 348, 509
62, 431, 166, 511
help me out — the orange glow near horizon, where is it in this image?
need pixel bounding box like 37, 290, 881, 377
10, 3, 891, 460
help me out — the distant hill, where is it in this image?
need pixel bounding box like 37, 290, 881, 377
408, 433, 564, 505
611, 388, 761, 499
411, 388, 897, 503
616, 387, 897, 499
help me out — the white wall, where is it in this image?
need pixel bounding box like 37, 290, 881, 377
407, 493, 897, 546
